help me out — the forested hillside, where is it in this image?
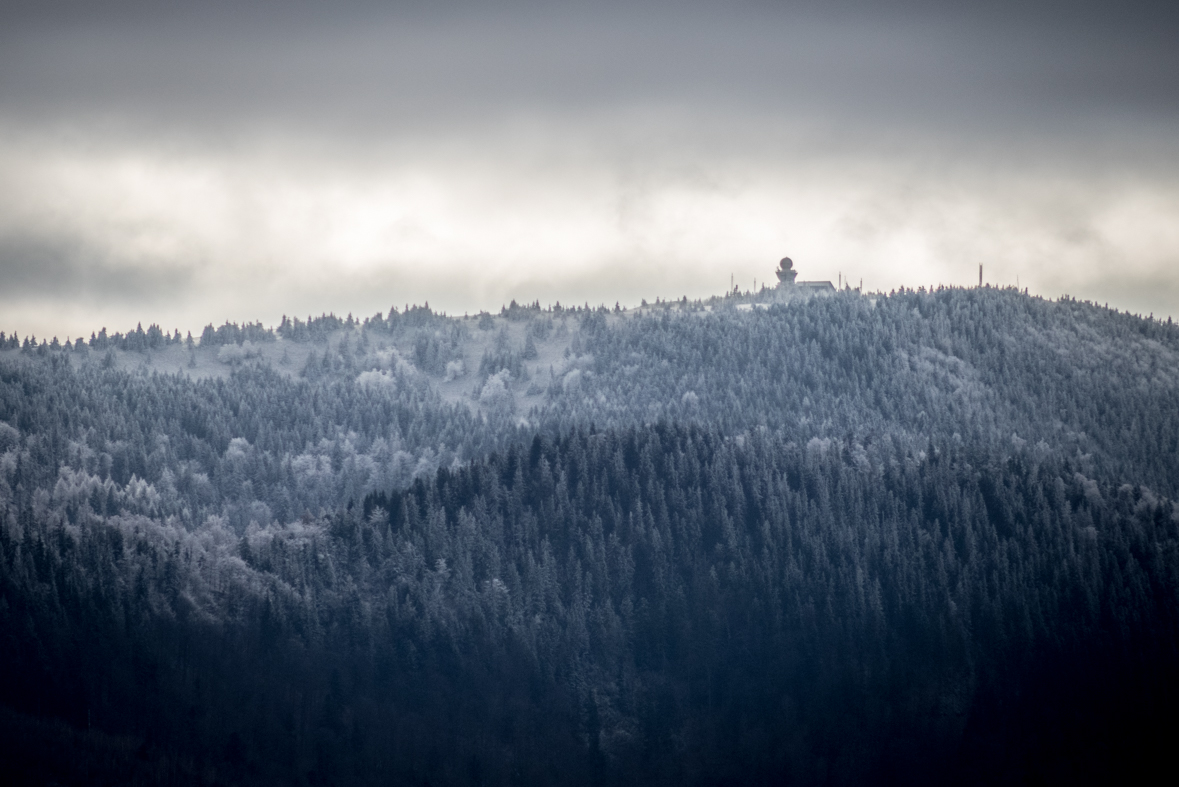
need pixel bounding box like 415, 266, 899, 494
2, 286, 1178, 784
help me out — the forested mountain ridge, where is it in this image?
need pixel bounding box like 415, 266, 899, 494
3, 286, 1177, 526
2, 285, 1178, 785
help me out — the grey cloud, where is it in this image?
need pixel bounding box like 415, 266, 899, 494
0, 234, 196, 302
1, 2, 1176, 150
0, 1, 1176, 336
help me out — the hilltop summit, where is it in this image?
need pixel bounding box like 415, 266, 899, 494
775, 255, 835, 295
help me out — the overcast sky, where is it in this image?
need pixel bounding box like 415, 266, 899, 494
2, 0, 1177, 340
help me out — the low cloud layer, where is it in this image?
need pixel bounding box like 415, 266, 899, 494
1, 2, 1177, 339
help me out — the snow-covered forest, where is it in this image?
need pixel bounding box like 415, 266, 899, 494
2, 285, 1178, 784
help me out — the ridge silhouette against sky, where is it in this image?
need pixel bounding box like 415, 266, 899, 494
1, 0, 1177, 338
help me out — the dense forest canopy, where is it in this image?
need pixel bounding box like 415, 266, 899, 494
2, 285, 1178, 784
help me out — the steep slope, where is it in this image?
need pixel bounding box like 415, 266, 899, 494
3, 426, 1177, 784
